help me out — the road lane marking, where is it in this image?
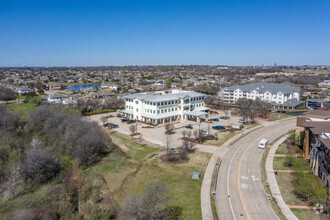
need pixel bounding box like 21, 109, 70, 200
241, 184, 248, 189
237, 124, 294, 220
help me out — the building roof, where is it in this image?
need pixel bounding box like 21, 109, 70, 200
306, 99, 324, 103
302, 121, 330, 134
319, 138, 330, 149
119, 109, 134, 115
223, 82, 300, 94
141, 112, 178, 120
123, 90, 206, 102
272, 99, 304, 108
303, 110, 330, 118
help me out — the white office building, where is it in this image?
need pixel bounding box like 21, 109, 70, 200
120, 89, 209, 124
219, 82, 303, 109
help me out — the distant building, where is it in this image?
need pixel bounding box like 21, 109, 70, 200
101, 83, 121, 91
47, 94, 65, 103
120, 89, 209, 125
318, 80, 330, 88
219, 82, 302, 109
17, 87, 33, 94
49, 84, 62, 90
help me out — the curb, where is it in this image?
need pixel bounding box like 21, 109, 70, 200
266, 135, 299, 220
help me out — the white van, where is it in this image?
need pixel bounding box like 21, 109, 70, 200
258, 139, 269, 149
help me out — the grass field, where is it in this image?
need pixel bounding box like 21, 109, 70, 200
89, 132, 212, 219
204, 131, 238, 146
273, 157, 291, 170
7, 103, 37, 120
275, 172, 308, 206
268, 113, 294, 121
90, 132, 211, 219
275, 143, 289, 154
291, 208, 320, 220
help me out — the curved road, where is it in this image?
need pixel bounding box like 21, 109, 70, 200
216, 118, 296, 220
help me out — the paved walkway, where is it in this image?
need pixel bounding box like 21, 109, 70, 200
201, 125, 263, 220
266, 135, 299, 220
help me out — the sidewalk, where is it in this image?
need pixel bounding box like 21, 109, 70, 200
266, 135, 299, 220
200, 125, 263, 220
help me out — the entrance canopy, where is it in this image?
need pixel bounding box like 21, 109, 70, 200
185, 110, 208, 117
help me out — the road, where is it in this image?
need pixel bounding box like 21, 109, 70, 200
216, 118, 296, 220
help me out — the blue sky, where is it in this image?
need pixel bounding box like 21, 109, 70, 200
1, 0, 329, 67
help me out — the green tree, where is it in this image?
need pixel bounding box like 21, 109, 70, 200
284, 151, 295, 168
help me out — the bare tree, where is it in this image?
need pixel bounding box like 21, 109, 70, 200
165, 136, 174, 161
8, 162, 22, 199
164, 124, 174, 134
23, 148, 60, 187
0, 86, 16, 101
129, 124, 137, 138
182, 140, 195, 152
100, 116, 107, 125
178, 145, 187, 160
122, 182, 180, 219
193, 129, 198, 140
186, 130, 192, 139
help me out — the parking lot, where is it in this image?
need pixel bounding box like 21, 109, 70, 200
87, 110, 244, 149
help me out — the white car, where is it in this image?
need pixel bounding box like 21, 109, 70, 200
201, 130, 208, 135
238, 119, 245, 123
258, 139, 269, 149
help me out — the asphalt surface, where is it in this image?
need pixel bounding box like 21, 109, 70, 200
216, 118, 296, 220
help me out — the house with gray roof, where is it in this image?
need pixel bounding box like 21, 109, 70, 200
219, 82, 302, 109
120, 89, 209, 124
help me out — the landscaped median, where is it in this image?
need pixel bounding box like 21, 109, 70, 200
265, 131, 327, 220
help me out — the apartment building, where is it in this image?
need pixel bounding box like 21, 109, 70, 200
302, 120, 330, 188
120, 89, 209, 124
219, 82, 302, 109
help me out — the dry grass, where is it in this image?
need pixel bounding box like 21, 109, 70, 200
83, 132, 212, 220
290, 208, 320, 220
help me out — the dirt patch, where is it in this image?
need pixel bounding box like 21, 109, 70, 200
160, 153, 194, 165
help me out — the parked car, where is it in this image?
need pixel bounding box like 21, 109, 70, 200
201, 130, 208, 135
185, 125, 193, 129
238, 119, 245, 123
212, 118, 219, 122
120, 118, 128, 123
126, 120, 136, 124
109, 123, 119, 128
135, 122, 141, 125
220, 116, 230, 120
212, 125, 226, 130
103, 122, 109, 127
210, 110, 218, 114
